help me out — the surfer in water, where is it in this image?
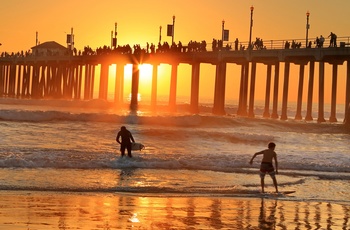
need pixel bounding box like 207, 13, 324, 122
116, 126, 135, 158
249, 142, 279, 193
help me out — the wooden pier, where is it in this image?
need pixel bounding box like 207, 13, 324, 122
1, 47, 350, 122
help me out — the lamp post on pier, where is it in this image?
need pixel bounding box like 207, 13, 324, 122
172, 15, 175, 44
111, 23, 117, 48
159, 26, 162, 44
115, 22, 118, 48
222, 20, 225, 41
248, 5, 254, 49
306, 11, 310, 48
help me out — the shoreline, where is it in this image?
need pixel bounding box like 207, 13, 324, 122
1, 190, 349, 229
0, 97, 347, 121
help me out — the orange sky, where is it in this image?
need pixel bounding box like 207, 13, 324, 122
1, 0, 349, 105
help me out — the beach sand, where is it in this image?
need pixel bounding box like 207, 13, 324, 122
0, 191, 349, 229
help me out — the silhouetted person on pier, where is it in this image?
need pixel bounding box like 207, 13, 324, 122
218, 39, 223, 50
308, 41, 312, 48
254, 37, 264, 50
178, 41, 183, 52
234, 38, 239, 51
333, 33, 337, 47
212, 39, 217, 51
225, 43, 232, 51
116, 126, 135, 158
250, 142, 279, 193
284, 41, 290, 49
328, 32, 337, 47
319, 35, 325, 47
201, 40, 207, 51
315, 37, 320, 48
157, 41, 170, 53
150, 43, 155, 53
291, 40, 301, 49
171, 42, 178, 51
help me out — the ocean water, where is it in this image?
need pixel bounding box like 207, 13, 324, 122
0, 98, 349, 206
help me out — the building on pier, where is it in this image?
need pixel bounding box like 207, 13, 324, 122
31, 41, 69, 56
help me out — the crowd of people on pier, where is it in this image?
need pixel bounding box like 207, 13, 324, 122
0, 31, 344, 59
0, 50, 32, 58
309, 32, 337, 48
282, 32, 339, 49
284, 40, 302, 49
314, 35, 325, 48
80, 40, 210, 56
328, 32, 338, 47
253, 37, 265, 50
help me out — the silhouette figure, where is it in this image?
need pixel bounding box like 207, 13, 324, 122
234, 38, 239, 51
250, 142, 279, 193
328, 32, 337, 47
116, 126, 135, 158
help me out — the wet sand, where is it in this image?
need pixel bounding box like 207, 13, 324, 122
0, 191, 349, 229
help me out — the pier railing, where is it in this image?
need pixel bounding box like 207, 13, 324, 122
222, 36, 350, 50
1, 36, 350, 61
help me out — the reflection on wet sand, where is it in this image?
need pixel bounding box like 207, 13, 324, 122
0, 192, 349, 229
258, 199, 277, 229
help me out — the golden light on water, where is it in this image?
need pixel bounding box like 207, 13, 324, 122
127, 93, 141, 102
128, 213, 140, 223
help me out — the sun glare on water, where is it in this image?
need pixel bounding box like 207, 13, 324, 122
129, 213, 140, 223
127, 93, 141, 102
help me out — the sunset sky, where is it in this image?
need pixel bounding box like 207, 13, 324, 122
1, 0, 349, 106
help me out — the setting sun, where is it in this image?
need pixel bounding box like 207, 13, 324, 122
139, 64, 153, 85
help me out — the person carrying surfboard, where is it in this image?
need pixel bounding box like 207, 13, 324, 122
249, 142, 279, 193
116, 126, 135, 158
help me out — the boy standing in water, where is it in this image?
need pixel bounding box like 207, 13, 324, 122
116, 126, 135, 158
249, 142, 279, 193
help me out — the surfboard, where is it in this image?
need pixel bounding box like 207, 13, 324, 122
281, 190, 296, 195
131, 142, 145, 151
261, 190, 296, 197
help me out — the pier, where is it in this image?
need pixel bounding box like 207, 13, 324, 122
1, 39, 350, 122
